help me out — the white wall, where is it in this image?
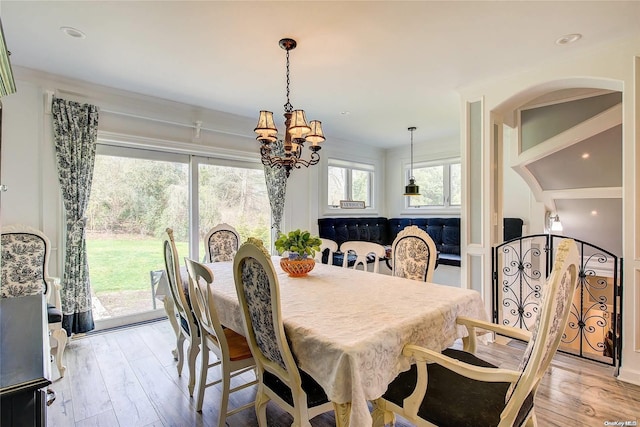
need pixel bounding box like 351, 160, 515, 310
459, 35, 640, 386
502, 125, 539, 234
2, 79, 63, 275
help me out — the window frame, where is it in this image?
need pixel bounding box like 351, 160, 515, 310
326, 158, 376, 211
403, 157, 461, 214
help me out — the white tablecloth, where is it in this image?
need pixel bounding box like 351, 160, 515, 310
158, 257, 488, 426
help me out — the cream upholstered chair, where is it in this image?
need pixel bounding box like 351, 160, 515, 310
233, 238, 335, 426
313, 238, 338, 264
390, 225, 438, 282
184, 258, 257, 423
372, 238, 580, 427
163, 228, 199, 396
340, 241, 386, 273
1, 224, 67, 377
204, 223, 241, 262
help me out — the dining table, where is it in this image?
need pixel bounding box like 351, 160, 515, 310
156, 257, 488, 427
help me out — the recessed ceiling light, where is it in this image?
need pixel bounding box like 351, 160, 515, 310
581, 153, 590, 159
591, 210, 598, 216
60, 26, 86, 39
556, 33, 582, 45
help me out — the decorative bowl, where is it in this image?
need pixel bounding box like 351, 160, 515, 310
280, 257, 315, 277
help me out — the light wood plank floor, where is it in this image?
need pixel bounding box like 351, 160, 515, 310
47, 319, 640, 427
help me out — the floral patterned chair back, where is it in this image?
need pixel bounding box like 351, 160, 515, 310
1, 226, 48, 297
233, 237, 333, 424
1, 224, 68, 377
391, 225, 438, 282
204, 223, 240, 262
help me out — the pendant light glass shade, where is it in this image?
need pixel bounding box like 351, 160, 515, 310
404, 178, 420, 196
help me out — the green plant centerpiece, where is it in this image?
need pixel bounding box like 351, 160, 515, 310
275, 229, 322, 259
275, 229, 322, 277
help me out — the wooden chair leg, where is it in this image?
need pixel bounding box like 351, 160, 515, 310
217, 364, 230, 427
50, 328, 67, 378
163, 297, 180, 360
176, 333, 186, 376
195, 344, 209, 412
187, 340, 200, 396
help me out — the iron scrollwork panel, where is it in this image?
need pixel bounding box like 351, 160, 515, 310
495, 236, 547, 331
493, 235, 621, 368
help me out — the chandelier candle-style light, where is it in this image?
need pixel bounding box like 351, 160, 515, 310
404, 126, 420, 196
254, 38, 325, 177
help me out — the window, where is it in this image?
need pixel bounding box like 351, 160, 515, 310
407, 159, 461, 209
327, 159, 374, 208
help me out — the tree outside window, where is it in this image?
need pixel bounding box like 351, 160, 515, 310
407, 160, 460, 209
328, 160, 374, 208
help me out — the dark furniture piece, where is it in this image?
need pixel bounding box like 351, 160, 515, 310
318, 217, 523, 267
1, 294, 52, 427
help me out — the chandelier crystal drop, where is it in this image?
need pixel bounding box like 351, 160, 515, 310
254, 38, 325, 177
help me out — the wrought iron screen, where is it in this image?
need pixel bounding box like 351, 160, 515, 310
493, 234, 622, 369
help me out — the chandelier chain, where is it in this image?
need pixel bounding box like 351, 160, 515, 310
410, 128, 414, 178
284, 49, 293, 113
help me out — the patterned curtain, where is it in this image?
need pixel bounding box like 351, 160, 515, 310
51, 97, 99, 335
264, 140, 287, 235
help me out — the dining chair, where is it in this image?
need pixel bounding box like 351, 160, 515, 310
163, 228, 199, 396
1, 224, 68, 378
204, 223, 241, 262
340, 241, 386, 273
184, 258, 257, 424
314, 238, 338, 264
372, 238, 580, 427
233, 238, 335, 427
390, 225, 438, 282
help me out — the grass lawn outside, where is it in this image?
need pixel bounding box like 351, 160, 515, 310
86, 233, 188, 319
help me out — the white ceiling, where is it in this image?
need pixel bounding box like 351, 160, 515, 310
2, 0, 640, 148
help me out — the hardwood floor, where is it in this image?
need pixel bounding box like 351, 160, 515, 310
47, 319, 640, 427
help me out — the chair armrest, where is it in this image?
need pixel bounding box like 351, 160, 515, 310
400, 344, 521, 418
45, 276, 62, 310
403, 344, 521, 383
457, 316, 532, 352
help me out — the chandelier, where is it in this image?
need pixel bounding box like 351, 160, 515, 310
254, 38, 325, 177
404, 126, 420, 196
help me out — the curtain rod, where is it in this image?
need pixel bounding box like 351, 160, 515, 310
45, 89, 252, 139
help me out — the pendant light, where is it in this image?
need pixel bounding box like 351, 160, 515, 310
404, 126, 420, 196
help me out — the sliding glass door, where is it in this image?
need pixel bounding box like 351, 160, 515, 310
196, 159, 272, 261
85, 146, 271, 328
86, 146, 189, 325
